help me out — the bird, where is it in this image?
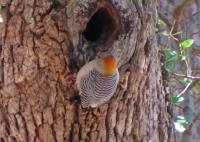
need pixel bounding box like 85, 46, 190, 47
76, 53, 119, 108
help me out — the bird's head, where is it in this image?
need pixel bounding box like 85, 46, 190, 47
96, 54, 117, 75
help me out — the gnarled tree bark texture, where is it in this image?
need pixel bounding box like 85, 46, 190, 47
0, 0, 173, 142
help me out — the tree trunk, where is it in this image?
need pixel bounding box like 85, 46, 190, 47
0, 0, 173, 142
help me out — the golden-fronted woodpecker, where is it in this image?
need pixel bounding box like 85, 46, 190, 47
76, 54, 119, 108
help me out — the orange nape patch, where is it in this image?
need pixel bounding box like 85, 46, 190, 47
103, 56, 117, 75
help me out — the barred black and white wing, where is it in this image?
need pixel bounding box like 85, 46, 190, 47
79, 69, 119, 108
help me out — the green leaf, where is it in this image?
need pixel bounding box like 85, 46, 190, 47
156, 19, 165, 25
163, 48, 179, 72
172, 31, 183, 36
174, 122, 186, 132
158, 31, 168, 36
163, 48, 171, 52
166, 62, 174, 72
171, 95, 184, 104
179, 39, 194, 49
175, 116, 189, 125
164, 48, 178, 62
178, 55, 186, 61
167, 55, 178, 62
177, 77, 192, 85
187, 67, 192, 75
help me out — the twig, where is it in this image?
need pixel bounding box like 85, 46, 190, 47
190, 10, 200, 19
169, 21, 179, 42
174, 105, 184, 110
191, 31, 200, 36
161, 20, 179, 49
185, 60, 191, 76
172, 72, 200, 80
186, 114, 200, 132
177, 81, 193, 97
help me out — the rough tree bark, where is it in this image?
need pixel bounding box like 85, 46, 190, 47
0, 0, 173, 142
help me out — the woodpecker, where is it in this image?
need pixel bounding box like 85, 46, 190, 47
76, 54, 119, 108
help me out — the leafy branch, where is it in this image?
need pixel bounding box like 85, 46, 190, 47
157, 18, 200, 133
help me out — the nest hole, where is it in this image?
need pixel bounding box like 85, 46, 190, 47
83, 8, 116, 43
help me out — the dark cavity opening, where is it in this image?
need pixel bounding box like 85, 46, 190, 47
83, 8, 115, 43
